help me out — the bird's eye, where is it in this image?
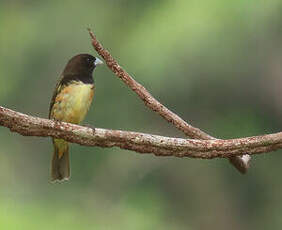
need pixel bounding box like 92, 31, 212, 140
86, 58, 93, 66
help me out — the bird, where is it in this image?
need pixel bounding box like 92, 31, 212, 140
49, 54, 103, 182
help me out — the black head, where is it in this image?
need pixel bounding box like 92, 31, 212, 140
63, 54, 103, 76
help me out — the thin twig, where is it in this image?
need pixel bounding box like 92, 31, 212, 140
0, 106, 281, 159
87, 28, 251, 173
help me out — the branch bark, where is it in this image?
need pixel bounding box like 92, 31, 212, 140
0, 106, 281, 159
87, 28, 251, 173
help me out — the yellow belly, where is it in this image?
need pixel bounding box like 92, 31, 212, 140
51, 82, 94, 124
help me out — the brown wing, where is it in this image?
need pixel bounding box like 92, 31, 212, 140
49, 75, 64, 119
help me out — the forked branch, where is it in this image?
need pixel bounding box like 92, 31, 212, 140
87, 28, 251, 173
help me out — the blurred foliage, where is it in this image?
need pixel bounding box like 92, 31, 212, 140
1, 0, 282, 229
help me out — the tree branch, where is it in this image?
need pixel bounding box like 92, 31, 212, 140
0, 106, 281, 159
87, 28, 251, 173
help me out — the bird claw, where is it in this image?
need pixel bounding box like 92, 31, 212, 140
82, 124, 96, 132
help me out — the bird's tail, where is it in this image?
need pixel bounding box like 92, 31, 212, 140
51, 138, 70, 182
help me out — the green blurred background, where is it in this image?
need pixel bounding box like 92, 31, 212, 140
1, 0, 282, 229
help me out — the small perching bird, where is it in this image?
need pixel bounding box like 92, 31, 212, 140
49, 54, 103, 182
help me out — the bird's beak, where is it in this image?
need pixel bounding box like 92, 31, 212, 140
94, 57, 103, 66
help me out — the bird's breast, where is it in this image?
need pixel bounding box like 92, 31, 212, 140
51, 81, 94, 124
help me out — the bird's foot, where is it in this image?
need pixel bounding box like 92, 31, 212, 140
82, 123, 96, 133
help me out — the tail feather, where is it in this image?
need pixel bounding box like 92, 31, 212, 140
51, 138, 70, 182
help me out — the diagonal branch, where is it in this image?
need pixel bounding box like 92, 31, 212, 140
87, 28, 251, 173
0, 106, 281, 159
